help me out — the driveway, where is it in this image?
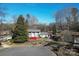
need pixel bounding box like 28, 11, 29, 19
0, 46, 56, 56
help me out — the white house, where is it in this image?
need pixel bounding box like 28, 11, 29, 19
0, 30, 12, 41
40, 32, 49, 38
0, 35, 12, 41
28, 29, 41, 38
28, 29, 49, 39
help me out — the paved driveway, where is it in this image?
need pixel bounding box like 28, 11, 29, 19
0, 46, 56, 56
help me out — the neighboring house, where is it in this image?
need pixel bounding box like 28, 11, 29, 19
0, 30, 12, 41
72, 32, 79, 47
60, 30, 73, 42
40, 32, 49, 38
0, 35, 12, 41
61, 30, 79, 47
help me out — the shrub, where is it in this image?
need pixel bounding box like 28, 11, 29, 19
13, 36, 27, 43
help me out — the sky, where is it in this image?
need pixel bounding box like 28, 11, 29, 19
1, 3, 79, 24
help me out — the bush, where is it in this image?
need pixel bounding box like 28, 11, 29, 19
13, 36, 27, 43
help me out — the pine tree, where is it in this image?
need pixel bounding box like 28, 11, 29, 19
12, 15, 28, 43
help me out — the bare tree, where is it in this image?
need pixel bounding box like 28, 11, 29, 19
55, 7, 79, 31
26, 14, 38, 29
0, 4, 7, 31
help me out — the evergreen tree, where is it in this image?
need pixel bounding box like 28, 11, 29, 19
12, 15, 28, 43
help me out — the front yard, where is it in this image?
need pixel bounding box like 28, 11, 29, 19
2, 38, 79, 56
0, 38, 49, 48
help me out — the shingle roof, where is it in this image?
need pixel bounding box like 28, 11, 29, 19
28, 29, 40, 32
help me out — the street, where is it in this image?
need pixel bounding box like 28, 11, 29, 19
0, 46, 56, 56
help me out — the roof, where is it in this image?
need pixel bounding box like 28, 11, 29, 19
41, 32, 49, 35
72, 32, 79, 36
28, 29, 41, 32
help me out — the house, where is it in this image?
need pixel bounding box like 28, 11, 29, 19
39, 32, 49, 38
72, 32, 79, 48
0, 35, 12, 41
0, 30, 12, 41
60, 30, 79, 48
28, 29, 49, 40
60, 30, 73, 42
28, 29, 41, 40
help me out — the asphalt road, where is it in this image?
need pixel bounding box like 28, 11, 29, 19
0, 46, 56, 56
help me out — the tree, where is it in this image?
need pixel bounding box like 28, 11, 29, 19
12, 15, 28, 43
37, 23, 49, 32
55, 7, 79, 31
0, 4, 7, 31
0, 4, 8, 38
26, 14, 38, 28
52, 24, 57, 35
69, 8, 79, 31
